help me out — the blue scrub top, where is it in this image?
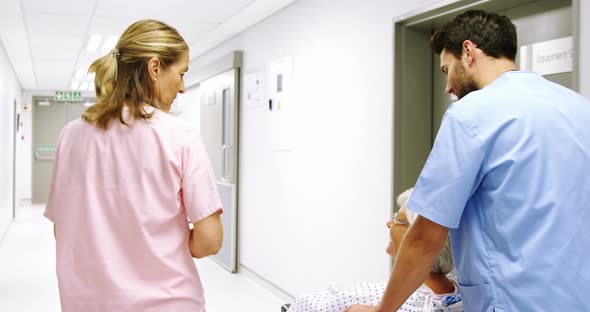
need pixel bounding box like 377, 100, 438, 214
407, 71, 590, 311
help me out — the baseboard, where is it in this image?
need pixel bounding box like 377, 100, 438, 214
239, 264, 295, 304
0, 220, 13, 248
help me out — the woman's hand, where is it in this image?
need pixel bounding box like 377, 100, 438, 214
344, 304, 378, 312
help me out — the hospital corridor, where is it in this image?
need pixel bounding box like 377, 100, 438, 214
1, 0, 589, 311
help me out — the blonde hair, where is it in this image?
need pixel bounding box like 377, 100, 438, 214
82, 19, 189, 129
396, 188, 455, 275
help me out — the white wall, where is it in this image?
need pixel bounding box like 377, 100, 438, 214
190, 0, 437, 297
0, 40, 23, 238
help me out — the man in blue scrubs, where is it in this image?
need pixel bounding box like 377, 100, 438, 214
347, 10, 590, 312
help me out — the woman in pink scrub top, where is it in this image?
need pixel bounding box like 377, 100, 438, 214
44, 19, 223, 312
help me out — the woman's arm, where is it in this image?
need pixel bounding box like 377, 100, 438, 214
189, 210, 223, 258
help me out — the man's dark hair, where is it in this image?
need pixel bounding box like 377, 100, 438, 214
430, 10, 517, 60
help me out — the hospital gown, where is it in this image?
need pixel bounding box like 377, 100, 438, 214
288, 276, 463, 312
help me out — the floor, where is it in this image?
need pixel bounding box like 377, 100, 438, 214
0, 203, 286, 311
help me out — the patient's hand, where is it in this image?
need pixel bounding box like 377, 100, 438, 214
344, 304, 378, 312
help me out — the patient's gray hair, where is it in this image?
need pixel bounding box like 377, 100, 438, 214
396, 188, 454, 275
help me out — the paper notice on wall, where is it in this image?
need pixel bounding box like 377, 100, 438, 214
520, 36, 574, 76
244, 71, 265, 109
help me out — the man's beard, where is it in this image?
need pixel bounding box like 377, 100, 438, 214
454, 63, 479, 99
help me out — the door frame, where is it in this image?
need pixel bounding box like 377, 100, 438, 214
31, 96, 48, 205
187, 51, 242, 273
392, 0, 580, 205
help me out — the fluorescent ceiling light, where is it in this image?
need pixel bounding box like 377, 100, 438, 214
75, 68, 86, 80
101, 36, 119, 53
86, 35, 102, 53
39, 100, 51, 106
79, 81, 90, 90
70, 81, 80, 90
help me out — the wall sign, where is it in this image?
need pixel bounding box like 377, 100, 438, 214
520, 36, 574, 76
244, 71, 265, 109
54, 90, 83, 101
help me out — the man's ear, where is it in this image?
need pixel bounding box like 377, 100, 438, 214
462, 40, 478, 64
147, 57, 161, 80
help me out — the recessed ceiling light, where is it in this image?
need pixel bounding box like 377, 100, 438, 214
75, 68, 86, 80
86, 35, 102, 53
79, 81, 90, 90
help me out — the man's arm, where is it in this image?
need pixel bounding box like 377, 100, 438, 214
189, 210, 223, 258
346, 215, 449, 312
377, 215, 449, 310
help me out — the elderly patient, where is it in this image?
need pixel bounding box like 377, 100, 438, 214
288, 188, 463, 312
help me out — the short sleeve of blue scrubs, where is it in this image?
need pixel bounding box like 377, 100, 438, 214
406, 109, 485, 229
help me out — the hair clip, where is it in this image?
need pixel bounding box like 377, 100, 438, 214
111, 48, 120, 59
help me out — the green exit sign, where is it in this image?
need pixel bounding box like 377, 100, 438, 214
54, 91, 82, 101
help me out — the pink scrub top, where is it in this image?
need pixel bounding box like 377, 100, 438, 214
44, 106, 223, 312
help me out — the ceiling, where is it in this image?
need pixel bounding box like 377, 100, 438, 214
0, 0, 296, 92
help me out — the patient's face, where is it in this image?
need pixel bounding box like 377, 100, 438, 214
386, 206, 410, 257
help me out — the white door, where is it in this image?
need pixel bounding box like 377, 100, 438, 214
200, 69, 240, 272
